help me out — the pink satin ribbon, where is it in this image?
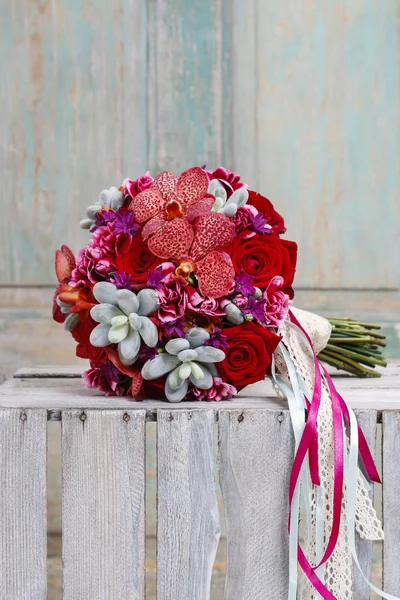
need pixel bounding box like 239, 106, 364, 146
287, 310, 381, 598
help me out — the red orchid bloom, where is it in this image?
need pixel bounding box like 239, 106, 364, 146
52, 245, 95, 323
129, 167, 235, 298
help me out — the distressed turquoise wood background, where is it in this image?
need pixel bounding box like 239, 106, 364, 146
1, 0, 399, 288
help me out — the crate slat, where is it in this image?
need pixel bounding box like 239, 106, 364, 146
353, 410, 378, 598
62, 409, 146, 600
0, 409, 47, 599
157, 409, 220, 600
218, 409, 293, 599
382, 411, 400, 595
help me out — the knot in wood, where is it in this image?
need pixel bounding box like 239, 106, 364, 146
80, 412, 87, 422
123, 413, 130, 422
237, 413, 245, 423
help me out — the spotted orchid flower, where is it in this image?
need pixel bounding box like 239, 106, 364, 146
89, 282, 159, 366
208, 179, 249, 217
129, 167, 236, 298
141, 328, 225, 403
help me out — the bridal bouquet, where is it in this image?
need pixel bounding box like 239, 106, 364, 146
53, 166, 390, 600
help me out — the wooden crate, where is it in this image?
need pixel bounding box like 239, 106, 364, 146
0, 364, 399, 599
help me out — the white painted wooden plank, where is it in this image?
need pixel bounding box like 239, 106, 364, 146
382, 411, 400, 595
353, 410, 378, 599
1, 0, 148, 285
1, 374, 400, 414
157, 409, 220, 600
13, 361, 400, 382
218, 409, 293, 599
0, 409, 47, 599
62, 409, 146, 600
14, 365, 87, 378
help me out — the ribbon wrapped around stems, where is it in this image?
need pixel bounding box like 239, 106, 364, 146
273, 308, 398, 600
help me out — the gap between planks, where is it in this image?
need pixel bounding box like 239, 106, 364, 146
1, 407, 388, 423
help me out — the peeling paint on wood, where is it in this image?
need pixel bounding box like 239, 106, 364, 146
1, 0, 399, 288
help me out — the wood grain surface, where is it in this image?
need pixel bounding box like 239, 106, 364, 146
62, 409, 146, 599
1, 0, 399, 288
0, 409, 47, 599
218, 408, 293, 599
382, 411, 400, 595
157, 409, 220, 600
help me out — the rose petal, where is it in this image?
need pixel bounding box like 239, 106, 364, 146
148, 219, 194, 260
195, 251, 235, 298
190, 212, 235, 261
177, 167, 209, 206
184, 194, 215, 222
55, 245, 76, 283
129, 187, 165, 223
153, 171, 178, 200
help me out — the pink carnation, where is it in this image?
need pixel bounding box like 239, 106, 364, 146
83, 362, 124, 396
263, 276, 290, 327
157, 273, 189, 324
192, 377, 237, 402
186, 286, 225, 317
122, 171, 153, 198
70, 247, 115, 288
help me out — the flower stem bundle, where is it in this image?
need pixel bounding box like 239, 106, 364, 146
318, 317, 387, 377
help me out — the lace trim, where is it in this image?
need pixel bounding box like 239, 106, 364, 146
275, 313, 383, 600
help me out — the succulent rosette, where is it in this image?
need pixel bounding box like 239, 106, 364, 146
53, 166, 297, 401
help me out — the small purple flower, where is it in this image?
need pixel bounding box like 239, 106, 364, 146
235, 270, 256, 296
139, 346, 159, 361
113, 270, 133, 290
163, 319, 186, 338
242, 296, 266, 323
147, 266, 165, 290
206, 327, 229, 350
92, 209, 117, 232
251, 211, 273, 235
83, 361, 123, 396
113, 210, 140, 236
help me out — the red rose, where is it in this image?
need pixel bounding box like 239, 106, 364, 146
71, 317, 108, 364
217, 322, 280, 390
228, 233, 297, 298
114, 232, 162, 290
247, 190, 286, 234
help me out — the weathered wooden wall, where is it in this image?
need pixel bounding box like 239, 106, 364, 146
1, 0, 399, 288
